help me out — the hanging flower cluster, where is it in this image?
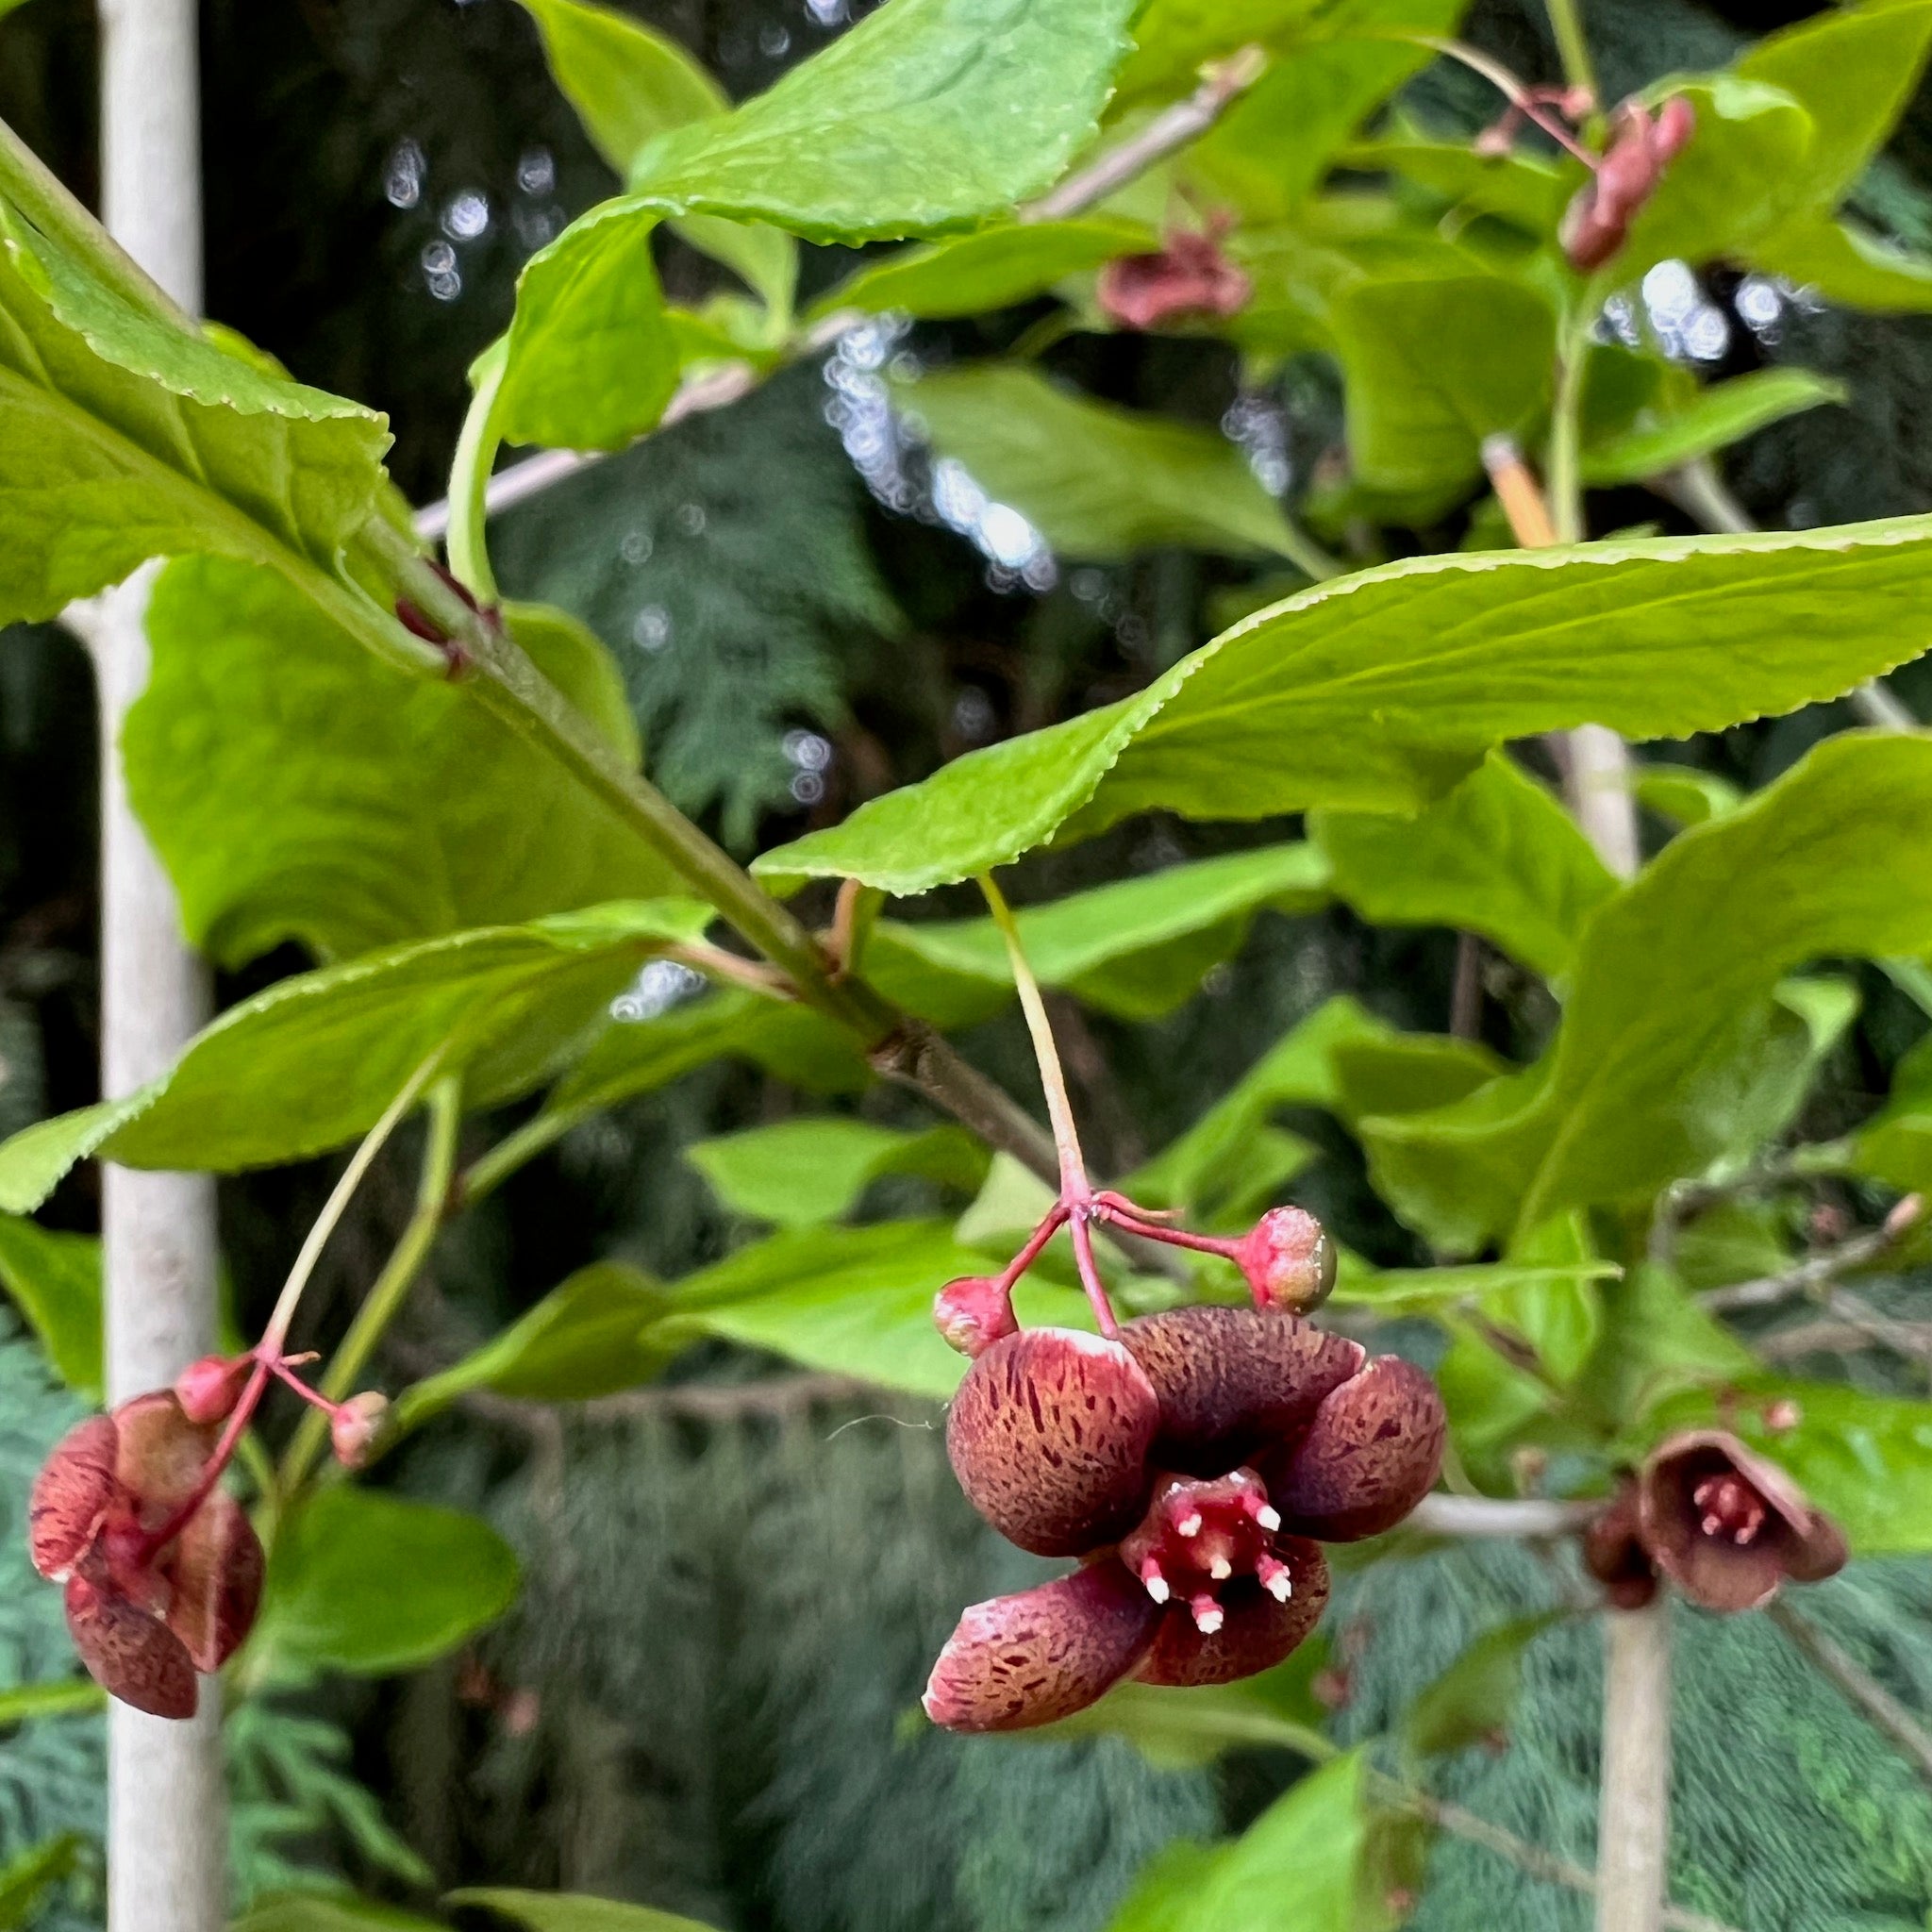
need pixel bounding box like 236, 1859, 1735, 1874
1096, 223, 1253, 332
923, 1203, 1445, 1731
1583, 1426, 1846, 1613
1558, 95, 1697, 272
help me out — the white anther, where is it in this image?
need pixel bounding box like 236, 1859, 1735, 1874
1175, 1511, 1203, 1538
1256, 1505, 1282, 1532
1191, 1598, 1224, 1635
1208, 1557, 1232, 1581
1258, 1557, 1293, 1603
1141, 1560, 1171, 1605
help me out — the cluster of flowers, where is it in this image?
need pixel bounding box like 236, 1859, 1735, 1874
922, 1205, 1447, 1731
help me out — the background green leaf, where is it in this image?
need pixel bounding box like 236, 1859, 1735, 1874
450, 1889, 723, 1931
0, 1216, 99, 1394
686, 1119, 988, 1226
1579, 369, 1847, 488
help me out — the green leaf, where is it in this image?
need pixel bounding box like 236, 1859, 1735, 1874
231, 1900, 445, 1932
893, 363, 1315, 561
503, 601, 641, 768
0, 208, 390, 625
1643, 1379, 1932, 1556
1632, 762, 1740, 827
1748, 209, 1932, 312
1329, 1257, 1618, 1316
1733, 0, 1932, 215
127, 556, 686, 965
1483, 1212, 1602, 1385
1605, 77, 1814, 287
257, 1488, 520, 1676
1107, 1843, 1225, 1932
450, 1891, 722, 1932
813, 217, 1154, 321
1028, 1652, 1333, 1768
0, 1215, 100, 1394
629, 0, 1139, 243
1403, 1612, 1559, 1761
865, 842, 1332, 1024
1350, 137, 1567, 233
1853, 1031, 1932, 1191
1327, 1032, 1509, 1124
1333, 272, 1557, 492
0, 1835, 83, 1932
0, 903, 709, 1210
687, 1119, 987, 1226
0, 1678, 103, 1727
1314, 752, 1614, 980
496, 198, 681, 452
664, 1220, 1086, 1399
1367, 735, 1932, 1247
1580, 369, 1847, 488
757, 517, 1932, 899
396, 1263, 671, 1430
1583, 1264, 1757, 1426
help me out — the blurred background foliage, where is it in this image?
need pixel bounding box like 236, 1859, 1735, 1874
5, 0, 1932, 1926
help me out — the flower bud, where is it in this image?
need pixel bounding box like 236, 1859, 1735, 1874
932, 1275, 1017, 1357
174, 1353, 253, 1424
1097, 229, 1252, 332
1234, 1207, 1337, 1313
330, 1391, 390, 1470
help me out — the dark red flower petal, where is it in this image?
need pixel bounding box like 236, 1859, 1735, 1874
1582, 1480, 1658, 1611
1096, 233, 1252, 331
1263, 1356, 1445, 1541
29, 1414, 119, 1581
923, 1562, 1160, 1732
112, 1391, 216, 1520
65, 1565, 197, 1720
946, 1327, 1159, 1557
1123, 1306, 1364, 1476
1638, 1429, 1846, 1613
1137, 1538, 1328, 1686
162, 1490, 264, 1674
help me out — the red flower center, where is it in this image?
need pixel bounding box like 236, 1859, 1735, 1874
1118, 1468, 1291, 1634
1691, 1472, 1767, 1546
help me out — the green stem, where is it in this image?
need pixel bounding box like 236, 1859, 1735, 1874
1542, 0, 1599, 102
278, 1077, 462, 1494
445, 343, 507, 604
1547, 320, 1590, 545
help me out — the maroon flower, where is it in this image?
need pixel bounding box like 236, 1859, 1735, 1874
924, 1306, 1445, 1731
1097, 228, 1253, 332
1560, 95, 1697, 272
28, 1391, 263, 1718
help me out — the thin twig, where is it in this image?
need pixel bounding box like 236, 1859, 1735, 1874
1768, 1600, 1932, 1788
1758, 1314, 1932, 1360
1450, 933, 1484, 1041
1408, 1493, 1597, 1539
1699, 1195, 1922, 1313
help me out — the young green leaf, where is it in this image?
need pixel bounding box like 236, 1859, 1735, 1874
1333, 272, 1557, 492
1580, 369, 1848, 488
811, 217, 1155, 321
0, 1216, 100, 1394
396, 1262, 671, 1430
0, 208, 390, 624
1314, 753, 1615, 980
755, 516, 1932, 896
687, 1119, 987, 1226
127, 557, 684, 965
255, 1488, 520, 1677
1402, 1612, 1560, 1761
0, 903, 711, 1210
893, 363, 1318, 561
1183, 1749, 1372, 1930
449, 1891, 724, 1932
629, 0, 1139, 242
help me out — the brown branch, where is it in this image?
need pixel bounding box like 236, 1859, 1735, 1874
1768, 1600, 1932, 1788
1408, 1493, 1597, 1539
1699, 1194, 1922, 1313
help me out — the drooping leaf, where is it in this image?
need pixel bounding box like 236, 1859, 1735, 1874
863, 842, 1332, 1024
126, 556, 686, 965
628, 0, 1140, 242
1365, 735, 1932, 1247
1733, 0, 1932, 216
395, 1263, 671, 1431
450, 1890, 724, 1932
1314, 752, 1614, 980
0, 903, 710, 1211
0, 207, 390, 625
813, 218, 1154, 321
662, 1220, 1086, 1399
1642, 1379, 1932, 1557
0, 1215, 100, 1394
1402, 1612, 1560, 1761
256, 1488, 520, 1676
755, 516, 1932, 897
1748, 211, 1932, 312
1333, 272, 1557, 492
686, 1119, 988, 1226
894, 363, 1314, 561
1579, 369, 1847, 488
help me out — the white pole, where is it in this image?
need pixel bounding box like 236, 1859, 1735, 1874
86, 0, 225, 1924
